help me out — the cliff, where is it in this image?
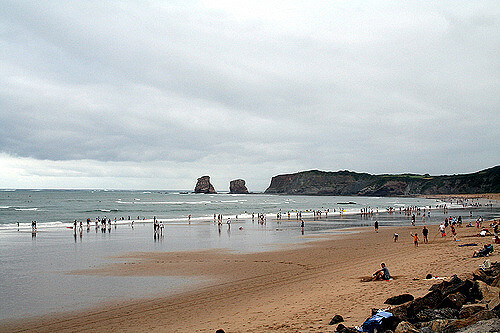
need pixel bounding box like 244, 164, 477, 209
264, 166, 500, 196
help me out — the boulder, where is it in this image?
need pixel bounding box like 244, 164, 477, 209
474, 269, 494, 285
459, 304, 487, 318
469, 281, 483, 303
490, 274, 500, 288
394, 321, 418, 333
480, 262, 500, 282
335, 324, 358, 333
416, 308, 459, 322
446, 280, 474, 298
390, 302, 412, 322
410, 289, 444, 315
442, 310, 497, 333
430, 276, 475, 299
488, 294, 500, 312
385, 294, 415, 305
418, 319, 456, 332
194, 176, 216, 194
477, 281, 500, 304
329, 314, 344, 325
430, 275, 463, 292
229, 179, 249, 194
438, 292, 467, 310
457, 318, 500, 333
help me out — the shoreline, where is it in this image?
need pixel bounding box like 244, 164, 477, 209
421, 193, 500, 201
2, 221, 499, 332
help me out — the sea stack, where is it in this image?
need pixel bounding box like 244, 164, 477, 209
229, 179, 249, 194
194, 176, 217, 194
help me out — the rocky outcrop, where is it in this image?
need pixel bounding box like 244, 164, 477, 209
335, 267, 500, 333
194, 176, 216, 194
264, 166, 500, 196
229, 179, 249, 194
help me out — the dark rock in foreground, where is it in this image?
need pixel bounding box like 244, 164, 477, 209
385, 294, 415, 305
458, 318, 500, 333
329, 314, 344, 325
229, 179, 249, 194
194, 176, 216, 194
416, 308, 459, 322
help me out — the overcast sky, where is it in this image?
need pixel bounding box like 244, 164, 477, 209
0, 1, 498, 191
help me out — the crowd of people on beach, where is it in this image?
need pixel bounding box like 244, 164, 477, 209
19, 196, 496, 253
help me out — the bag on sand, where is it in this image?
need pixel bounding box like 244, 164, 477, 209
360, 310, 393, 333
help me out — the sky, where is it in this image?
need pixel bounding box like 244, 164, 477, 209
0, 1, 498, 191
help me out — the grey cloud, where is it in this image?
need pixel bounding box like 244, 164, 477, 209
0, 1, 498, 190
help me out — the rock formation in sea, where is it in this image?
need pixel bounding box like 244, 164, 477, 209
264, 166, 500, 196
194, 176, 217, 194
229, 179, 249, 194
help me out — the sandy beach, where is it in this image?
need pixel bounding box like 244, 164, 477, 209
2, 217, 499, 333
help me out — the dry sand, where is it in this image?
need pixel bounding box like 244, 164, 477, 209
2, 222, 498, 333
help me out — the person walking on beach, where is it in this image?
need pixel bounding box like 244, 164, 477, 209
439, 223, 446, 237
422, 226, 429, 243
393, 233, 398, 242
450, 224, 457, 241
413, 233, 420, 247
374, 221, 379, 232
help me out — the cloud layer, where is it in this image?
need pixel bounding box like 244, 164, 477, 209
0, 1, 498, 190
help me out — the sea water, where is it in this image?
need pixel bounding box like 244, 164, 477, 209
0, 190, 498, 320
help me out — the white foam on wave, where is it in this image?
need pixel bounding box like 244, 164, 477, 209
15, 208, 39, 211
132, 201, 212, 205
0, 221, 66, 231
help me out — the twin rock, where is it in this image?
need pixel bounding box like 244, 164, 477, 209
194, 176, 248, 194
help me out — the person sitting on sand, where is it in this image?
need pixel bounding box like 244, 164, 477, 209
372, 263, 391, 281
473, 244, 493, 257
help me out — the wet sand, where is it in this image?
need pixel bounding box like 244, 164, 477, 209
422, 193, 500, 201
1, 222, 498, 333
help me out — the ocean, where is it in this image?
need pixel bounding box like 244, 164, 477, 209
0, 190, 498, 321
